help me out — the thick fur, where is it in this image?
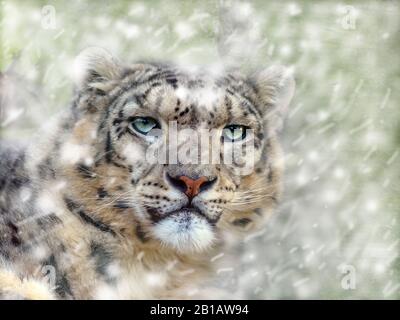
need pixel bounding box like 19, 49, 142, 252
0, 48, 294, 299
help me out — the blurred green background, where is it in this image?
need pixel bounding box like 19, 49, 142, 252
1, 0, 399, 298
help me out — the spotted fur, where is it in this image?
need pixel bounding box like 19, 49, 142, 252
0, 48, 295, 299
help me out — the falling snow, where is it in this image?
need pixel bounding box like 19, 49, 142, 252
0, 0, 399, 299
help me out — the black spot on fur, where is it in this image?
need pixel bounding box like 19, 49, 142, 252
9, 176, 29, 189
97, 187, 108, 199
135, 225, 148, 243
166, 77, 178, 89
55, 274, 74, 299
7, 221, 21, 247
146, 207, 163, 223
136, 94, 147, 106
76, 163, 96, 179
37, 213, 62, 228
267, 164, 274, 182
112, 118, 123, 126
105, 131, 113, 163
110, 160, 128, 169
0, 152, 31, 189
90, 242, 114, 281
113, 200, 131, 209
224, 95, 232, 110
64, 197, 116, 236
232, 218, 252, 227
64, 197, 80, 212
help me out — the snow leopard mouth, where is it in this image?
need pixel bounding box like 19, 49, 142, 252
147, 205, 218, 226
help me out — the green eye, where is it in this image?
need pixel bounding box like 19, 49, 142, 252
129, 117, 160, 135
222, 125, 248, 142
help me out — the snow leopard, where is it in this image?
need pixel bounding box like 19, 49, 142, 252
0, 48, 295, 299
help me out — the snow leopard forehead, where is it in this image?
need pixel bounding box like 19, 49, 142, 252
79, 60, 263, 131
74, 47, 294, 133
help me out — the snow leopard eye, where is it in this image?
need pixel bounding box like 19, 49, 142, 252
222, 124, 248, 142
128, 117, 160, 136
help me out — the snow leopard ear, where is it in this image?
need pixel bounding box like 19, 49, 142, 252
251, 65, 295, 131
73, 47, 123, 90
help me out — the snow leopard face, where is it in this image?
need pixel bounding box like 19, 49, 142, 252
56, 48, 295, 254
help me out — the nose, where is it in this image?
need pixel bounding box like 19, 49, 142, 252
167, 174, 217, 199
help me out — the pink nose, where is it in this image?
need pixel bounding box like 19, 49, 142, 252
178, 176, 208, 199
